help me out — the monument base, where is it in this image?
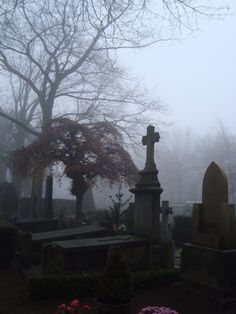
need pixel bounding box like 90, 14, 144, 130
181, 243, 236, 300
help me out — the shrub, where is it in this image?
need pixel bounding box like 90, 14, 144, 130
29, 272, 100, 300
96, 248, 134, 304
95, 190, 133, 235
29, 268, 179, 300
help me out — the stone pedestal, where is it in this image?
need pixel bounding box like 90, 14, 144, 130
182, 243, 236, 299
181, 162, 236, 301
131, 178, 162, 238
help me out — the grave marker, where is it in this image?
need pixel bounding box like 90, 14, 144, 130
182, 162, 236, 300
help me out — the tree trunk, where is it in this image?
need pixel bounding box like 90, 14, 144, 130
44, 175, 54, 219
30, 100, 53, 219
75, 192, 85, 222
31, 168, 44, 220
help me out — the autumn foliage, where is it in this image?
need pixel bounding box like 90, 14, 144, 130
9, 118, 137, 217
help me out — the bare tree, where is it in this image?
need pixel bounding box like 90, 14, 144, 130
0, 0, 226, 217
0, 0, 225, 131
158, 128, 197, 203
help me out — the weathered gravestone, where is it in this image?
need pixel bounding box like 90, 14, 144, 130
130, 125, 162, 237
41, 243, 56, 276
181, 162, 236, 300
160, 200, 175, 268
130, 125, 164, 267
192, 161, 235, 249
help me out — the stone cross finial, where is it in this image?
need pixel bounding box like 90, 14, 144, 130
160, 200, 173, 241
142, 125, 160, 171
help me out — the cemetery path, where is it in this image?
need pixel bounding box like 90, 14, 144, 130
0, 265, 235, 314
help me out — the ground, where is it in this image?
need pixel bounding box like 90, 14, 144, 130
0, 265, 236, 314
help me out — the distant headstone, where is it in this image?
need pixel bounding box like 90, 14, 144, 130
0, 182, 19, 218
41, 243, 56, 276
160, 200, 172, 242
202, 161, 228, 233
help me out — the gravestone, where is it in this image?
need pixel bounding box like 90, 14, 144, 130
191, 161, 235, 249
41, 243, 56, 276
181, 161, 236, 301
130, 125, 163, 267
160, 201, 174, 268
130, 125, 162, 237
0, 182, 19, 218
160, 200, 172, 242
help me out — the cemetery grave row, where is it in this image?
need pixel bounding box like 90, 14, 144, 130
2, 125, 236, 306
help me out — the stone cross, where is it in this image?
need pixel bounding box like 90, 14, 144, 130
160, 200, 173, 241
142, 125, 160, 171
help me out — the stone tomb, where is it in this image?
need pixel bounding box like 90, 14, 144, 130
20, 225, 107, 266
181, 162, 236, 299
15, 218, 58, 233
52, 235, 148, 272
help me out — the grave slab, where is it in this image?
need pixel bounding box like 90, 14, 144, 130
53, 235, 148, 272
22, 225, 107, 266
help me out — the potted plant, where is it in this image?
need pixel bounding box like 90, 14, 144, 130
95, 247, 134, 314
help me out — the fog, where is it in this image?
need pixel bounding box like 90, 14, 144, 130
54, 0, 236, 207
119, 0, 236, 135
0, 0, 235, 214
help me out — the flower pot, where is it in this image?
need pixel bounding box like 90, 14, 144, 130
95, 298, 133, 314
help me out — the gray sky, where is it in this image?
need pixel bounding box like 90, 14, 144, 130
120, 1, 236, 135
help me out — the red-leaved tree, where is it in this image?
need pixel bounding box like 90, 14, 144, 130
10, 118, 137, 220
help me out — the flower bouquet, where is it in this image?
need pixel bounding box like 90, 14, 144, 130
55, 299, 91, 314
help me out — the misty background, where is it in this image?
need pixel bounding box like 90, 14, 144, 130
0, 0, 235, 214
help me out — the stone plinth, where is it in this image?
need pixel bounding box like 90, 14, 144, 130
182, 243, 236, 299
131, 181, 162, 238
181, 162, 236, 301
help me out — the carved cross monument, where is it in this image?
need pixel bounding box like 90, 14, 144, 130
130, 125, 163, 267
142, 125, 160, 172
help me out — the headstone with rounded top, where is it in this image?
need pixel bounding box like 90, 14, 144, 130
182, 162, 236, 300
192, 161, 236, 249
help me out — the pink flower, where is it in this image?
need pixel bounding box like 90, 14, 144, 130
83, 304, 92, 310
58, 304, 67, 311
66, 305, 73, 312
70, 299, 80, 308
138, 306, 180, 314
